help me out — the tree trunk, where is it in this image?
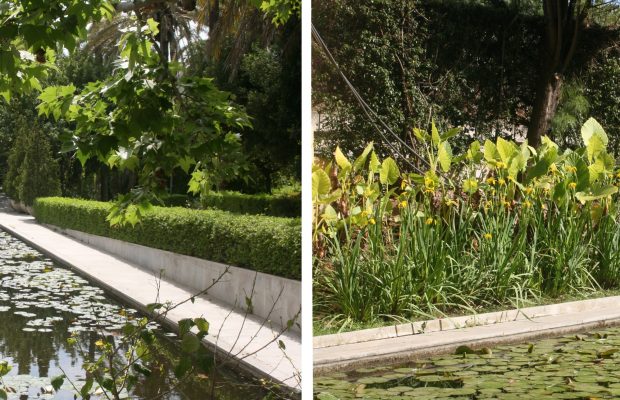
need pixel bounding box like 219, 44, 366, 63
527, 0, 589, 148
527, 72, 563, 147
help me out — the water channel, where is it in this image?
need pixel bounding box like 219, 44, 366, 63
315, 328, 620, 399
0, 229, 266, 400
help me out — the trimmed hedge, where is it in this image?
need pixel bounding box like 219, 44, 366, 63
34, 197, 301, 280
201, 191, 301, 217
160, 194, 196, 208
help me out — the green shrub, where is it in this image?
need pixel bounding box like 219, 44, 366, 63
201, 191, 301, 217
3, 132, 27, 201
160, 193, 196, 208
3, 119, 61, 206
34, 197, 301, 280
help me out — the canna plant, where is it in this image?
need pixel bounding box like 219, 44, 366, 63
313, 118, 620, 331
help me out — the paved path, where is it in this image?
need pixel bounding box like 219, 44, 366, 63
0, 199, 301, 391
315, 298, 620, 374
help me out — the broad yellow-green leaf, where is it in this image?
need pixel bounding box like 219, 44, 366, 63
581, 117, 608, 149
526, 147, 558, 183
520, 142, 531, 160
312, 169, 331, 199
467, 141, 482, 162
369, 151, 381, 173
483, 140, 499, 162
321, 205, 338, 222
413, 127, 427, 142
334, 146, 351, 172
496, 137, 517, 163
575, 185, 618, 203
507, 152, 526, 179
575, 159, 590, 192
146, 18, 159, 35
586, 134, 607, 162
431, 121, 440, 145
353, 142, 373, 172
441, 126, 461, 141
541, 135, 558, 150
380, 157, 400, 185
438, 141, 452, 172
323, 161, 332, 177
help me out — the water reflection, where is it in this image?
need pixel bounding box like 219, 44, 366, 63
0, 230, 265, 400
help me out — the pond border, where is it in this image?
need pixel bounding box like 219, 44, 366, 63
44, 224, 301, 332
314, 296, 620, 374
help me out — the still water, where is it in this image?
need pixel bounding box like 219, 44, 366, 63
0, 229, 266, 400
315, 329, 620, 399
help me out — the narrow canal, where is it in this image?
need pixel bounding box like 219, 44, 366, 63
315, 329, 620, 399
0, 229, 266, 399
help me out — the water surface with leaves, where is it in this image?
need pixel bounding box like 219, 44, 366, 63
315, 328, 620, 399
0, 229, 264, 400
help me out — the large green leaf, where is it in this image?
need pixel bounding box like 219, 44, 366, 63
312, 170, 331, 200
575, 185, 618, 203
438, 141, 452, 172
441, 126, 461, 141
588, 153, 613, 184
379, 157, 400, 185
496, 137, 517, 163
413, 127, 428, 142
181, 334, 201, 353
431, 121, 440, 145
507, 152, 526, 179
369, 151, 381, 173
586, 134, 607, 162
80, 377, 94, 398
51, 375, 64, 391
581, 117, 608, 149
334, 146, 352, 172
526, 147, 558, 183
321, 205, 338, 222
353, 142, 374, 172
467, 141, 482, 162
484, 140, 499, 162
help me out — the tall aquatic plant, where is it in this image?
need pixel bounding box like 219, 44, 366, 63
314, 118, 620, 329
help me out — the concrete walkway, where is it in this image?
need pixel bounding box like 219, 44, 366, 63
0, 202, 301, 391
315, 298, 620, 374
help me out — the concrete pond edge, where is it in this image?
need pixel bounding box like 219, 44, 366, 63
314, 296, 620, 375
44, 224, 301, 333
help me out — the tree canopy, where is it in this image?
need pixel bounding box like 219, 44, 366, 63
313, 0, 620, 165
1, 0, 300, 223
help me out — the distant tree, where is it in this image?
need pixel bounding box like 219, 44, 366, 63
4, 117, 60, 206
527, 0, 619, 146
18, 124, 61, 206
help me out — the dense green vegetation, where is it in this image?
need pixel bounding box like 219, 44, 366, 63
160, 191, 301, 217
1, 0, 300, 223
313, 0, 620, 155
312, 0, 620, 336
201, 191, 301, 217
34, 197, 301, 280
313, 118, 620, 329
3, 118, 60, 206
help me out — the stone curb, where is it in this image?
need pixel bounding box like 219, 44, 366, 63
314, 296, 620, 349
314, 297, 620, 375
